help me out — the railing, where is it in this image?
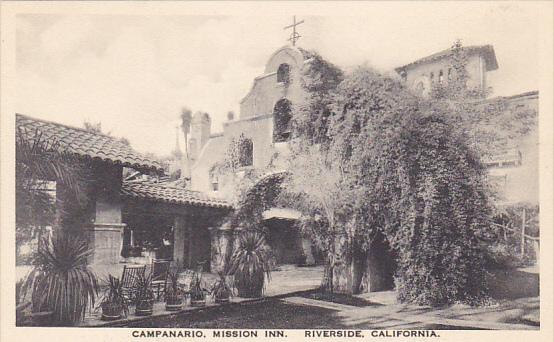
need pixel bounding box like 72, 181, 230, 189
491, 207, 539, 258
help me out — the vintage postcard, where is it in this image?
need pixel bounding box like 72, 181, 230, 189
1, 1, 552, 341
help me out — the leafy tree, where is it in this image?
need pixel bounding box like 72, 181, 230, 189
83, 121, 130, 146
350, 102, 493, 305
293, 51, 344, 145
16, 127, 91, 262
83, 121, 102, 134
284, 65, 494, 305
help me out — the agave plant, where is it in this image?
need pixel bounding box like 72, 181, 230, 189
98, 274, 128, 320
211, 272, 233, 303
164, 270, 184, 310
134, 272, 155, 316
228, 231, 272, 298
20, 234, 98, 326
189, 269, 208, 306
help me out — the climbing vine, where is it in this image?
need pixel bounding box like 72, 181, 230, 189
285, 63, 496, 304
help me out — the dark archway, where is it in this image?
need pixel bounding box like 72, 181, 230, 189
277, 63, 290, 84
273, 99, 292, 143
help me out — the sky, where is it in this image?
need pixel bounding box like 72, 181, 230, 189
15, 3, 541, 156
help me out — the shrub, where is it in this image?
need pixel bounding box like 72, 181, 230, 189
228, 231, 272, 298
20, 234, 98, 325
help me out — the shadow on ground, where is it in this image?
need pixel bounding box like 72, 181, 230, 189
487, 268, 539, 300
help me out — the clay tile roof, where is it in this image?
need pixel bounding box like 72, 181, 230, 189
121, 180, 232, 209
395, 45, 499, 73
16, 114, 164, 174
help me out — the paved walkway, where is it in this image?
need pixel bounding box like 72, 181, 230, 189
282, 293, 539, 330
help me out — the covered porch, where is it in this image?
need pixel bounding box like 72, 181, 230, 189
118, 180, 233, 274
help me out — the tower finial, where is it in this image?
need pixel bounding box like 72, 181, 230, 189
284, 16, 304, 46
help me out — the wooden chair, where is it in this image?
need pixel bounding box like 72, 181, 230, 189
121, 264, 146, 303
151, 259, 170, 301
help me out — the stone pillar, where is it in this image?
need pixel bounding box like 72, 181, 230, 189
173, 216, 188, 269
87, 163, 125, 268
209, 224, 233, 274
87, 223, 126, 265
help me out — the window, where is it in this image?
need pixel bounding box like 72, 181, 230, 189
277, 63, 290, 84
429, 72, 434, 83
273, 99, 292, 142
238, 136, 253, 167
438, 70, 444, 84
447, 68, 452, 80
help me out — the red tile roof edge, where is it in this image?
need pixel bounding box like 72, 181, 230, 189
16, 113, 165, 174
121, 180, 233, 209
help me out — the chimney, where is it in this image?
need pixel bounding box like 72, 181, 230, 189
189, 112, 211, 162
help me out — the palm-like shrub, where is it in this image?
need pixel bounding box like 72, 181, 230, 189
228, 231, 272, 298
134, 273, 154, 315
164, 270, 184, 310
211, 272, 233, 303
20, 234, 98, 325
98, 274, 128, 319
189, 269, 208, 306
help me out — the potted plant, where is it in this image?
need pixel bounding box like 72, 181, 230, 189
164, 270, 184, 311
211, 272, 233, 304
19, 234, 98, 326
228, 231, 272, 298
189, 270, 208, 307
134, 273, 155, 316
98, 275, 128, 321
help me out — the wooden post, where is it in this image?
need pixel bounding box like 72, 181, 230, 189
521, 208, 526, 257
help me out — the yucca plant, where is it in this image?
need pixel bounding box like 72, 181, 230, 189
98, 274, 128, 320
20, 234, 98, 326
211, 272, 233, 303
134, 273, 154, 316
228, 231, 272, 298
164, 270, 184, 311
189, 270, 208, 307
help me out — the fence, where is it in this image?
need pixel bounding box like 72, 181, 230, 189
491, 207, 539, 263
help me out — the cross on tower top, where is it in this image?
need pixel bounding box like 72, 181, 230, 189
284, 16, 304, 46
